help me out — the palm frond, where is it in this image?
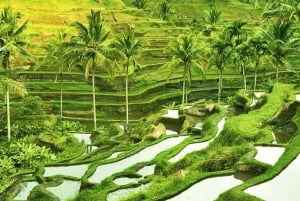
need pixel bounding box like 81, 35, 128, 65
13, 20, 28, 37
1, 78, 27, 97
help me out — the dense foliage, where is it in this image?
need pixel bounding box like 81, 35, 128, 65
0, 0, 299, 200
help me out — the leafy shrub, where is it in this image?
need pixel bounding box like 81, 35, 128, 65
234, 91, 251, 112
12, 96, 46, 117
55, 120, 85, 133
72, 188, 103, 201
199, 145, 251, 172
93, 135, 112, 147
9, 139, 51, 168
132, 0, 147, 9
27, 185, 60, 201
154, 159, 169, 176
235, 160, 269, 175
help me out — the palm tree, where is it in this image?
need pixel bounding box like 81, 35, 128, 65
65, 10, 113, 130
206, 7, 222, 29
132, 0, 147, 9
210, 32, 232, 103
233, 41, 253, 92
42, 31, 69, 119
248, 34, 269, 92
160, 1, 172, 21
0, 77, 27, 141
165, 34, 205, 105
112, 26, 143, 134
0, 7, 29, 141
202, 7, 222, 35
262, 20, 300, 81
226, 20, 248, 46
262, 0, 300, 23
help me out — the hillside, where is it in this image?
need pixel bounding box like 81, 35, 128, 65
1, 1, 300, 201
0, 0, 298, 124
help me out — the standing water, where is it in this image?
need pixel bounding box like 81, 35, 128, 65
46, 180, 81, 201
254, 146, 284, 165
169, 117, 226, 163
245, 154, 300, 201
44, 164, 89, 178
73, 133, 92, 144
88, 136, 187, 183
166, 175, 242, 201
14, 181, 39, 200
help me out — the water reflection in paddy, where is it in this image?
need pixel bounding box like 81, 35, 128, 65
108, 151, 123, 159
113, 165, 156, 186
46, 180, 81, 201
88, 136, 187, 183
169, 117, 226, 163
114, 177, 139, 185
44, 164, 89, 178
166, 175, 242, 201
73, 133, 92, 144
14, 181, 39, 201
245, 154, 300, 201
137, 164, 155, 176
169, 142, 210, 163
254, 146, 285, 165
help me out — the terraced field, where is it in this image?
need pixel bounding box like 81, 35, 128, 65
0, 0, 270, 125
1, 1, 300, 201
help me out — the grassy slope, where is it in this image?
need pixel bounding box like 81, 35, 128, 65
0, 0, 262, 43
0, 0, 272, 121
1, 1, 299, 201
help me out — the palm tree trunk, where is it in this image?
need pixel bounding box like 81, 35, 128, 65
92, 65, 97, 130
185, 80, 189, 105
125, 64, 129, 134
218, 69, 223, 104
6, 88, 11, 142
242, 63, 247, 92
276, 62, 279, 82
60, 71, 63, 119
182, 78, 186, 105
254, 61, 258, 93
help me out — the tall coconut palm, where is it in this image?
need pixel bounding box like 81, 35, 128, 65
248, 34, 269, 92
42, 31, 69, 119
65, 10, 113, 130
160, 1, 172, 21
227, 20, 248, 46
206, 7, 222, 29
0, 77, 27, 141
262, 20, 300, 81
165, 34, 205, 105
112, 26, 143, 134
210, 32, 232, 103
262, 0, 300, 22
0, 7, 29, 141
233, 41, 253, 92
202, 7, 222, 35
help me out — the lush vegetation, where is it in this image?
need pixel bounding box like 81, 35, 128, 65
0, 0, 299, 200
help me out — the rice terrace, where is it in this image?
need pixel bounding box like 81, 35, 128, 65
0, 0, 300, 200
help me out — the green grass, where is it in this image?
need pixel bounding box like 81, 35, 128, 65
214, 83, 294, 146
217, 104, 300, 201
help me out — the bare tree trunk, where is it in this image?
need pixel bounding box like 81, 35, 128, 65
6, 89, 11, 142
60, 71, 63, 119
254, 61, 258, 93
125, 65, 129, 134
185, 80, 189, 105
182, 79, 186, 105
218, 69, 223, 104
242, 63, 247, 92
92, 66, 97, 130
276, 62, 279, 82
